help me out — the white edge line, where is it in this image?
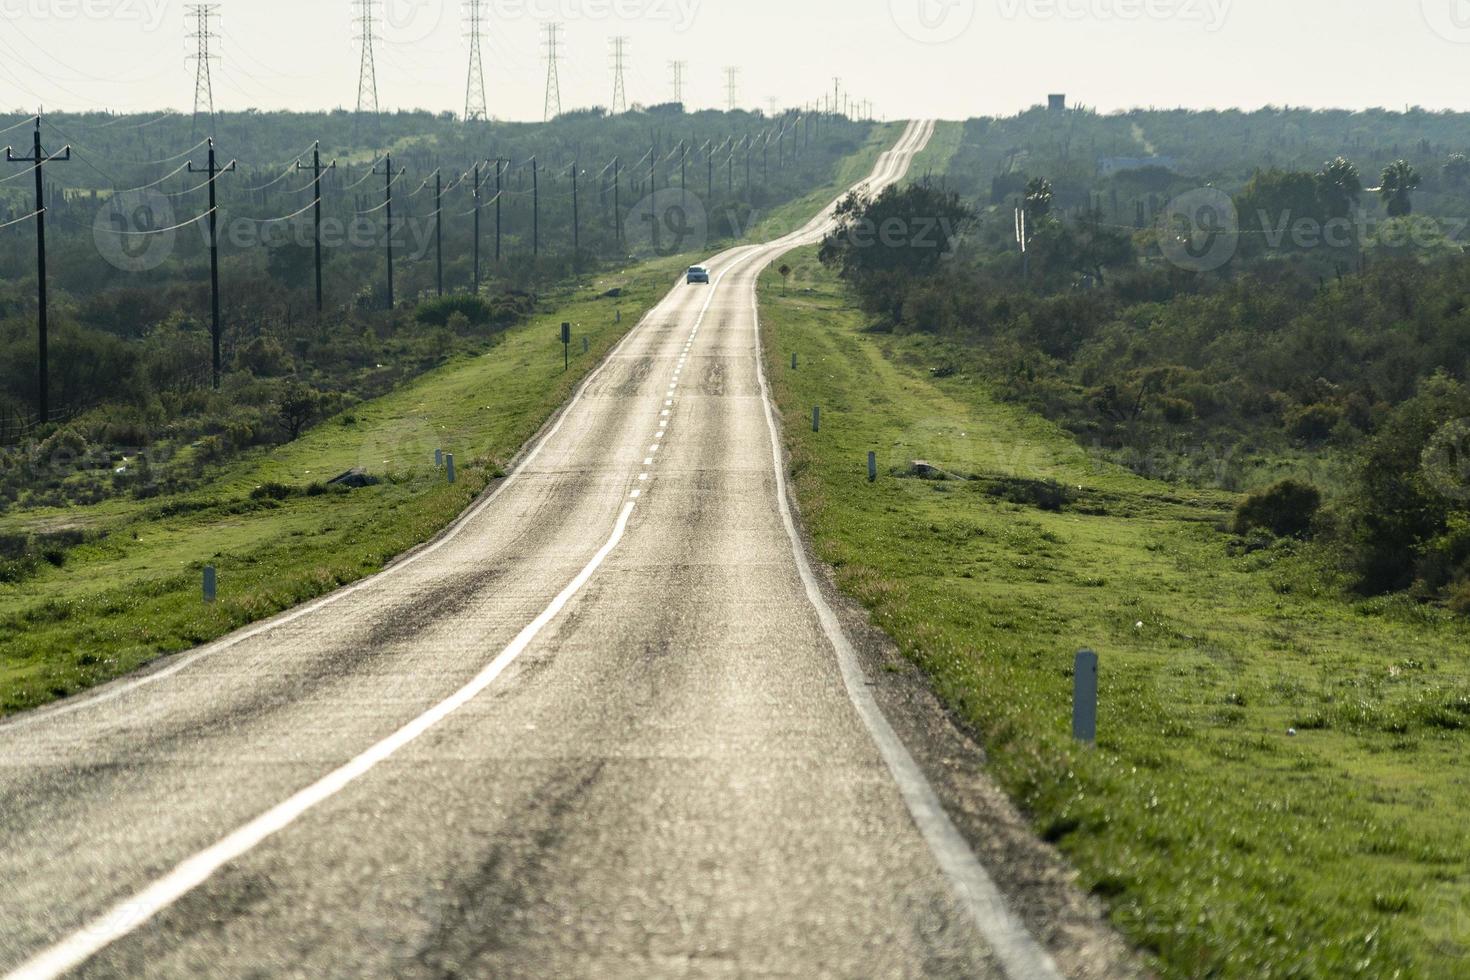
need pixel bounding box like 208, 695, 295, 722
4, 211, 782, 980
0, 243, 763, 736
747, 120, 1064, 980
5, 500, 640, 980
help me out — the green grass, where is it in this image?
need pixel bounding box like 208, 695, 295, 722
0, 130, 900, 718
758, 250, 1470, 979
906, 120, 965, 185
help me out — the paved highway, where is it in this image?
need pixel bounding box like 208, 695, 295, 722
0, 121, 1074, 978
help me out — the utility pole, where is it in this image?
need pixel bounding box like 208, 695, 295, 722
612, 156, 621, 244
669, 60, 686, 105
744, 136, 752, 201
531, 156, 539, 256
187, 138, 237, 388
185, 4, 219, 137
725, 66, 738, 112
464, 0, 488, 122
295, 142, 336, 314
571, 161, 580, 270
706, 141, 714, 198
434, 168, 443, 296
492, 156, 508, 263
610, 36, 629, 114
543, 23, 562, 121
5, 117, 68, 422
649, 141, 659, 253
353, 0, 380, 115
833, 77, 840, 119
372, 153, 404, 309
471, 161, 482, 290
679, 140, 687, 209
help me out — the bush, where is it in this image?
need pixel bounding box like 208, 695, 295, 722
250, 482, 294, 501
1287, 403, 1342, 443
1234, 479, 1322, 538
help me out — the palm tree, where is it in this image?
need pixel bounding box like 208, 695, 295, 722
1317, 157, 1361, 219
1379, 160, 1421, 218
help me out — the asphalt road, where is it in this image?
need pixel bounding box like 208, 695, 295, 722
0, 121, 1073, 979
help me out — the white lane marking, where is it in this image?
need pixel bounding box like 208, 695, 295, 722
659, 421, 668, 428
6, 501, 642, 980
2, 127, 922, 978
639, 473, 649, 482
0, 240, 764, 737
629, 490, 641, 499
746, 121, 1060, 980
643, 458, 654, 466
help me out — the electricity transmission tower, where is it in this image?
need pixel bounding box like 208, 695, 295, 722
185, 4, 219, 136
768, 96, 778, 117
354, 0, 380, 115
610, 36, 629, 114
669, 60, 685, 105
543, 23, 562, 121
724, 66, 738, 112
464, 0, 488, 121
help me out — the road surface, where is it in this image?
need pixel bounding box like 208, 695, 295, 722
0, 121, 1067, 979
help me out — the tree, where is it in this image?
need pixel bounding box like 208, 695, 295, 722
1024, 177, 1053, 223
1316, 157, 1362, 220
1444, 153, 1470, 188
276, 382, 322, 441
779, 263, 792, 294
1379, 160, 1421, 218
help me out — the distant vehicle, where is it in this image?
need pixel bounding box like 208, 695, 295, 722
686, 265, 710, 285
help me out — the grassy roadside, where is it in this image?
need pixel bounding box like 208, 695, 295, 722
906, 119, 965, 184
758, 249, 1470, 978
0, 130, 900, 719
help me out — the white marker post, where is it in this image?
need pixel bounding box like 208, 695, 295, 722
1074, 650, 1098, 744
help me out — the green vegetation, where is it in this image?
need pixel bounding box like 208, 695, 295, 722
0, 121, 896, 717
759, 249, 1470, 978
0, 107, 872, 507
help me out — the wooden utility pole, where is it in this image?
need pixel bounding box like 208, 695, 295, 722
5, 116, 68, 420
372, 153, 405, 309
296, 142, 336, 314
188, 138, 237, 388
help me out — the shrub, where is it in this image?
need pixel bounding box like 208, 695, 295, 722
250, 482, 294, 501
1234, 479, 1322, 538
1287, 403, 1342, 443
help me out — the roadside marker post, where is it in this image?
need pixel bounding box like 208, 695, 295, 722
1074, 649, 1098, 744
791, 352, 798, 370
435, 449, 443, 468
446, 454, 456, 485
868, 451, 877, 482
812, 406, 820, 432
203, 566, 217, 604
561, 322, 571, 372
582, 336, 589, 354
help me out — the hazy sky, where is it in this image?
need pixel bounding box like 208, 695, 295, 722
2, 0, 1468, 120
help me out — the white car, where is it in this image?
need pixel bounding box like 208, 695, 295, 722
686, 265, 710, 285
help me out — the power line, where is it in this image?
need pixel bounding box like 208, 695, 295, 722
354, 0, 380, 115
464, 0, 488, 122
610, 36, 629, 115
543, 23, 562, 122
185, 4, 220, 137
